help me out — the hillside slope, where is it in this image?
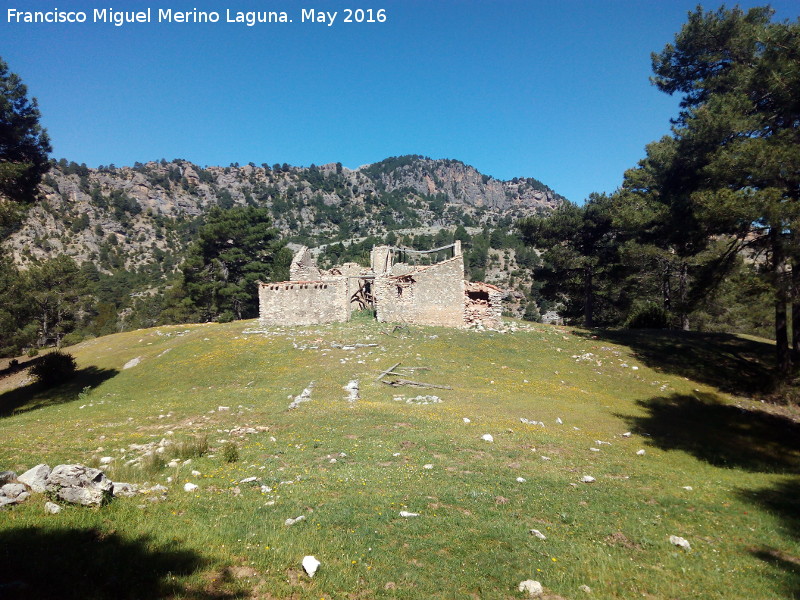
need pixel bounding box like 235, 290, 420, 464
1, 319, 797, 599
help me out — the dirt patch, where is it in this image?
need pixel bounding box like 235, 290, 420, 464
605, 531, 642, 551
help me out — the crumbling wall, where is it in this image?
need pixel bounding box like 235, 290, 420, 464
374, 255, 466, 327
370, 246, 392, 275
258, 279, 349, 326
464, 281, 504, 328
289, 246, 321, 281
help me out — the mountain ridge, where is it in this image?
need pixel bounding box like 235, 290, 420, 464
4, 154, 563, 274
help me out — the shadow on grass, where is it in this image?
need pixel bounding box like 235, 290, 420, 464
0, 526, 236, 600
739, 478, 800, 598
620, 392, 800, 473
0, 366, 118, 418
578, 328, 775, 396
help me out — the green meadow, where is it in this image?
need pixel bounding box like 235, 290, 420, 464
1, 317, 798, 599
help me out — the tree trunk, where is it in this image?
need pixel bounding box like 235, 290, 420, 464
773, 229, 792, 378
584, 265, 594, 328
777, 299, 791, 377
792, 261, 800, 364
678, 261, 690, 331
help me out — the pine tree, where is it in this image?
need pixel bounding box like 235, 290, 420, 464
650, 5, 800, 375
0, 56, 51, 228
182, 206, 291, 321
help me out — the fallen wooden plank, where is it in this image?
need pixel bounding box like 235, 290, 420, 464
376, 362, 402, 381
381, 379, 452, 390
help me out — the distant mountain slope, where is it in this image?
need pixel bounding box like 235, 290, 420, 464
3, 155, 563, 276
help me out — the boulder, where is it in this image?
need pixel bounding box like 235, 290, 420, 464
59, 487, 107, 506
44, 501, 62, 514
18, 464, 51, 493
1, 483, 28, 500
0, 470, 17, 485
46, 464, 113, 506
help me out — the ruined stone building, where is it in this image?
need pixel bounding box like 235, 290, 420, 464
257, 242, 503, 328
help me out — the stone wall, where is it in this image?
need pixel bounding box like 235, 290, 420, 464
258, 279, 349, 326
289, 246, 322, 281
464, 281, 504, 328
370, 246, 392, 275
374, 255, 466, 328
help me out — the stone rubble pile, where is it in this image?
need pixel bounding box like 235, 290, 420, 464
0, 463, 144, 510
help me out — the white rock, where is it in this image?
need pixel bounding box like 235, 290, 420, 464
518, 579, 544, 596
580, 475, 596, 483
530, 529, 547, 540
99, 457, 114, 465
556, 417, 563, 424
631, 366, 639, 370
218, 406, 230, 412
622, 432, 632, 437
285, 515, 306, 526
463, 417, 471, 423
590, 448, 600, 452
636, 449, 646, 456
260, 485, 272, 493
17, 464, 51, 493
399, 511, 419, 517
191, 470, 201, 477
516, 477, 527, 483
541, 456, 551, 461
682, 486, 693, 491
343, 380, 360, 402
481, 434, 494, 443
669, 535, 691, 550
123, 356, 141, 369
166, 476, 173, 483
112, 482, 138, 497
302, 555, 320, 577
240, 476, 257, 483
183, 483, 198, 492
579, 584, 592, 593
44, 501, 61, 514
167, 460, 179, 468
423, 464, 433, 470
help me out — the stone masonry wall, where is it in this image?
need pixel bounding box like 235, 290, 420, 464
374, 255, 466, 328
464, 281, 504, 328
289, 247, 322, 281
258, 279, 349, 326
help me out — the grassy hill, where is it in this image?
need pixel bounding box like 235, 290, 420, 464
1, 318, 799, 599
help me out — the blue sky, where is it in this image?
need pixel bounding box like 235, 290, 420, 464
3, 0, 798, 202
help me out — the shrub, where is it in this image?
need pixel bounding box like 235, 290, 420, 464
222, 442, 239, 463
30, 351, 77, 386
625, 302, 669, 329
217, 311, 235, 323
523, 301, 541, 323
61, 332, 84, 347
